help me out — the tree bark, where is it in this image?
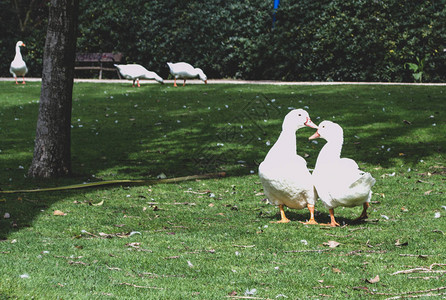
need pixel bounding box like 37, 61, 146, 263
28, 0, 79, 178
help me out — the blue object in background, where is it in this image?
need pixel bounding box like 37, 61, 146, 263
272, 0, 280, 28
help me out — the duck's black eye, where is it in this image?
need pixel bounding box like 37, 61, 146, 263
298, 114, 302, 116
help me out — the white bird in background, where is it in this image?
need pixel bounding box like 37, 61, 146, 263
167, 62, 207, 87
114, 64, 164, 87
10, 41, 28, 85
259, 109, 319, 224
309, 121, 376, 227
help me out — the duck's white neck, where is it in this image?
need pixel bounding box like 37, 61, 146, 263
315, 136, 343, 169
265, 128, 297, 160
15, 45, 23, 60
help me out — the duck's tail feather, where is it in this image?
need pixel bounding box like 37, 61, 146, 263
350, 172, 376, 190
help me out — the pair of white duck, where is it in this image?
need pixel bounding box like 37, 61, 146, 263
259, 109, 376, 227
114, 62, 207, 87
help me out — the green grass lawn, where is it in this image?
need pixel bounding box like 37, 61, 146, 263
0, 81, 445, 299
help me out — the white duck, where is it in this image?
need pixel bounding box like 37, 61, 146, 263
167, 62, 207, 87
114, 64, 164, 87
259, 109, 319, 224
309, 121, 376, 227
10, 41, 28, 85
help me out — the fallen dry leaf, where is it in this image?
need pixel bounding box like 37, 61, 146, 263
53, 210, 66, 216
332, 267, 342, 273
374, 192, 385, 198
323, 241, 340, 248
366, 275, 380, 284
424, 190, 433, 195
91, 200, 104, 206
395, 239, 409, 247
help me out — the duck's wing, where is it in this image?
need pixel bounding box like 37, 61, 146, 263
9, 64, 16, 76
328, 172, 375, 207
349, 172, 376, 190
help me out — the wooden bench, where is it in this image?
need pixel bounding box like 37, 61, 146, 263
75, 53, 123, 79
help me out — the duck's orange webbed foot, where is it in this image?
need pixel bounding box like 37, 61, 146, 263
301, 219, 319, 225
299, 204, 320, 225
329, 220, 341, 227
272, 218, 291, 224
324, 208, 340, 227
353, 202, 370, 222
270, 205, 291, 223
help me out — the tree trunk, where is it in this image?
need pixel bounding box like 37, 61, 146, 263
28, 0, 79, 178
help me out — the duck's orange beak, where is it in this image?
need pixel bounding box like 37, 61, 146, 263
308, 131, 320, 140
204, 80, 208, 84
305, 118, 318, 129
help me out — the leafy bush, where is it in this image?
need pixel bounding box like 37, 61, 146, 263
1, 0, 445, 82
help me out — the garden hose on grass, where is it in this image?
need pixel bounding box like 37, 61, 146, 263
0, 172, 226, 194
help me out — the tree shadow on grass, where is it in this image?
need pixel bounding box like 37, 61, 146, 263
67, 83, 445, 178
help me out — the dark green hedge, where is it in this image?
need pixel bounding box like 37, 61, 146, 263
1, 0, 445, 82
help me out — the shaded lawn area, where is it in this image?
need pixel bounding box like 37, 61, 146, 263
0, 82, 445, 299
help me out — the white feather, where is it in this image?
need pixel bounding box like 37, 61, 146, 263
10, 41, 28, 83
167, 62, 207, 85
259, 109, 317, 211
114, 64, 163, 85
312, 121, 375, 210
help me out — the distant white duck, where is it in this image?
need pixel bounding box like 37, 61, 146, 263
309, 121, 376, 227
114, 64, 164, 87
259, 109, 319, 224
167, 62, 207, 87
10, 41, 28, 85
